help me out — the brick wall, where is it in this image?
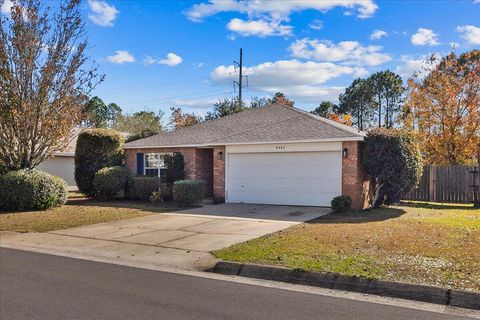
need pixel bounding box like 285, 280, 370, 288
125, 142, 369, 208
342, 141, 371, 210
212, 146, 226, 203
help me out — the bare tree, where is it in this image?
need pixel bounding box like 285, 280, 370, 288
0, 0, 103, 171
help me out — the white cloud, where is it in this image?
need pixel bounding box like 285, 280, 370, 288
370, 29, 388, 40
395, 54, 440, 79
411, 28, 439, 46
172, 98, 218, 109
160, 53, 183, 66
186, 0, 378, 22
227, 18, 292, 37
107, 50, 135, 64
143, 56, 157, 65
211, 59, 358, 102
474, 0, 480, 3
309, 19, 323, 30
144, 53, 183, 66
1, 0, 13, 14
88, 0, 119, 27
289, 38, 391, 66
456, 25, 480, 45
186, 0, 377, 38
212, 60, 354, 87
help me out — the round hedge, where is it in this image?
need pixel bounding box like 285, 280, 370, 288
75, 129, 124, 197
362, 128, 422, 207
173, 180, 206, 207
331, 195, 352, 213
0, 169, 68, 211
93, 166, 129, 200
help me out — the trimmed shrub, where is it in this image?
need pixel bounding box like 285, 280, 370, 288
331, 195, 352, 213
173, 180, 206, 207
93, 166, 129, 200
75, 129, 124, 197
162, 153, 185, 186
126, 176, 161, 201
363, 128, 423, 207
0, 169, 68, 211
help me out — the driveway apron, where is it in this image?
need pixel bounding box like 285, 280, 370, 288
0, 204, 330, 271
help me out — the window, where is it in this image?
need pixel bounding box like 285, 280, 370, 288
144, 153, 167, 181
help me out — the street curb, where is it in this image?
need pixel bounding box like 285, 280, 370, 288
211, 261, 480, 310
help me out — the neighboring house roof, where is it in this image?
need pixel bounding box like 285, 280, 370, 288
124, 103, 365, 149
53, 128, 130, 157
52, 127, 83, 157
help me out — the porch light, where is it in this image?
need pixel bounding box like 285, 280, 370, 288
343, 148, 348, 158
217, 151, 224, 160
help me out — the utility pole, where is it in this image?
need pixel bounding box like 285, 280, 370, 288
233, 48, 247, 107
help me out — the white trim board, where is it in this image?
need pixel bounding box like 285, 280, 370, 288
123, 137, 363, 149
226, 142, 342, 154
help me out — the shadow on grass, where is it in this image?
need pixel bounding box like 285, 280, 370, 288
399, 200, 477, 211
307, 207, 406, 224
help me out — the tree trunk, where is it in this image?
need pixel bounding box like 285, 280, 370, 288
370, 179, 384, 208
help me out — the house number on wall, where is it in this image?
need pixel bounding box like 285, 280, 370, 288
275, 146, 286, 150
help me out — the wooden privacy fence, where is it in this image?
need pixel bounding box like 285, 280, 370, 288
404, 165, 479, 203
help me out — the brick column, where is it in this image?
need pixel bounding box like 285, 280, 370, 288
342, 141, 371, 210
212, 146, 226, 203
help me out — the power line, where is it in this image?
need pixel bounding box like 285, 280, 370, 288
100, 76, 207, 96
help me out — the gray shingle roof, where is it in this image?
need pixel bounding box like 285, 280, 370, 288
123, 104, 364, 148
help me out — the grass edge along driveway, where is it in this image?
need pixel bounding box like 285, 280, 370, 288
214, 201, 480, 292
0, 192, 179, 233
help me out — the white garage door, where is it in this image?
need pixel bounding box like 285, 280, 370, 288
37, 156, 76, 187
226, 152, 342, 206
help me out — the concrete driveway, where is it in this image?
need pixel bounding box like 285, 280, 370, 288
0, 204, 330, 271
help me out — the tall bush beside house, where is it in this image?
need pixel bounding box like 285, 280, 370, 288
162, 153, 185, 185
75, 129, 124, 197
93, 166, 129, 200
363, 128, 422, 208
0, 169, 67, 211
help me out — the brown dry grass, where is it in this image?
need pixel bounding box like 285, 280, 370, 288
0, 192, 179, 233
214, 201, 480, 292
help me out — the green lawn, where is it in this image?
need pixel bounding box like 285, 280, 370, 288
0, 192, 179, 233
214, 201, 480, 292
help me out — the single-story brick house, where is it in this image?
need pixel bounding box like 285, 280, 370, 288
124, 103, 370, 209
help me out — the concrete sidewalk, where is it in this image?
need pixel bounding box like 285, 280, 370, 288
0, 204, 330, 271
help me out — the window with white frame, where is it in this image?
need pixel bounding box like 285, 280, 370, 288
144, 153, 167, 181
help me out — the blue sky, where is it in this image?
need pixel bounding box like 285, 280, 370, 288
8, 0, 480, 116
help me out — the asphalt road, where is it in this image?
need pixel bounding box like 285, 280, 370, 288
0, 248, 470, 320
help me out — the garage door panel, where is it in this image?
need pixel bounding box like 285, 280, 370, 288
227, 190, 341, 206
228, 177, 341, 192
229, 165, 341, 179
226, 151, 342, 207
229, 153, 340, 166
